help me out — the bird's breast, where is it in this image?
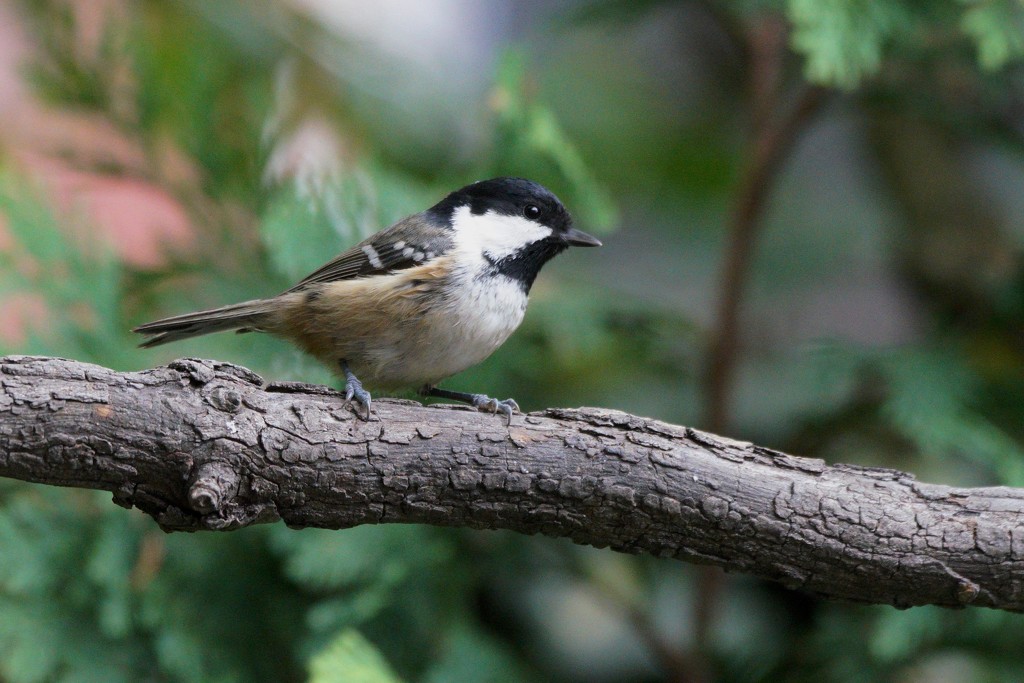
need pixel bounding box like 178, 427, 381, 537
457, 274, 528, 340
411, 270, 528, 382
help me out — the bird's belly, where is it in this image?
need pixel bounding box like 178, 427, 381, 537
372, 277, 528, 387
276, 267, 528, 390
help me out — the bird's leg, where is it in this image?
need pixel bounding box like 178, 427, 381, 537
422, 386, 519, 425
340, 360, 372, 420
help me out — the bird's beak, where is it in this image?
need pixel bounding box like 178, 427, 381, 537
563, 226, 602, 247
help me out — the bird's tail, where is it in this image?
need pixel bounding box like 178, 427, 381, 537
133, 298, 276, 348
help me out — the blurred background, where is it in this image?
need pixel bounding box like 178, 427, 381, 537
2, 0, 1024, 681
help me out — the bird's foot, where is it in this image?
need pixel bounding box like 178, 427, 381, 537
341, 361, 372, 420
422, 386, 519, 425
470, 394, 519, 426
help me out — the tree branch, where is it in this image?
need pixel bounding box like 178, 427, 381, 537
1, 356, 1022, 611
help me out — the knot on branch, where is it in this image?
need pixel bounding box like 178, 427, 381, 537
205, 385, 243, 413
188, 461, 240, 514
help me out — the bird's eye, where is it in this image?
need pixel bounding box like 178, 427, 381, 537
523, 204, 541, 220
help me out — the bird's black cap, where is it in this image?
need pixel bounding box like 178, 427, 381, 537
430, 177, 574, 234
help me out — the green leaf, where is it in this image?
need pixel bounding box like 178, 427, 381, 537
961, 0, 1024, 70
787, 0, 909, 88
308, 629, 404, 683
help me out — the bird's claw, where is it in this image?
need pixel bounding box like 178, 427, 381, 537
471, 394, 519, 425
344, 377, 372, 421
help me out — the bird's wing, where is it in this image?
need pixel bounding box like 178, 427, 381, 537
284, 214, 454, 292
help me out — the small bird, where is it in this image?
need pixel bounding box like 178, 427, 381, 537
134, 177, 601, 422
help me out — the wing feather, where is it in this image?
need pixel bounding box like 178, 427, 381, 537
285, 214, 453, 292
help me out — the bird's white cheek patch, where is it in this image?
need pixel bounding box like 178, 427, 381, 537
450, 205, 552, 261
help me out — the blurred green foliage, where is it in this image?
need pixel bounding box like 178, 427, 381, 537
308, 630, 403, 683
1, 0, 1024, 682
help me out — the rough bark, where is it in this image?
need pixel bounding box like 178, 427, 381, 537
0, 355, 1022, 612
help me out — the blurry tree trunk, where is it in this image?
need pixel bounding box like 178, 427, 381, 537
1, 356, 1023, 613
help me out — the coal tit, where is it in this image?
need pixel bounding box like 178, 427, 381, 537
134, 177, 602, 422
